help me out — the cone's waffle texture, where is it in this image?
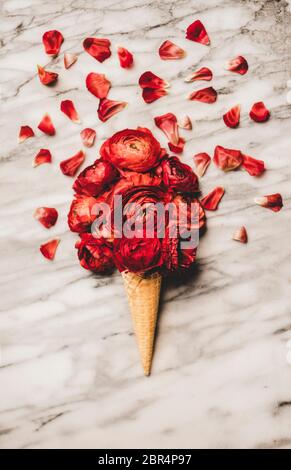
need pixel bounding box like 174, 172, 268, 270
122, 271, 162, 376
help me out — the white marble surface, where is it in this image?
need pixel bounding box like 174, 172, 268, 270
0, 0, 291, 449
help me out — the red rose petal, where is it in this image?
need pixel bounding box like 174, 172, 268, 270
223, 104, 241, 128
158, 40, 186, 60
80, 128, 96, 148
139, 71, 169, 90
38, 114, 55, 136
188, 86, 217, 103
40, 239, 60, 260
242, 154, 265, 176
249, 101, 270, 123
193, 152, 211, 177
60, 150, 85, 177
154, 112, 179, 145
254, 193, 283, 212
42, 30, 64, 56
201, 186, 225, 211
168, 137, 185, 154
83, 37, 111, 62
97, 98, 127, 122
142, 87, 168, 103
186, 20, 210, 45
33, 148, 52, 167
60, 100, 80, 124
213, 145, 243, 171
178, 115, 192, 130
226, 56, 248, 75
233, 226, 248, 244
37, 65, 58, 86
117, 47, 134, 68
34, 207, 58, 228
64, 52, 78, 69
86, 73, 111, 99
18, 125, 34, 143
184, 67, 213, 82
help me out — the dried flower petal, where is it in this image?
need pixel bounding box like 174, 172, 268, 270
249, 101, 270, 123
37, 65, 58, 86
142, 87, 168, 103
154, 112, 179, 145
214, 145, 243, 172
168, 137, 185, 154
193, 152, 211, 177
117, 47, 134, 68
159, 40, 186, 60
80, 128, 96, 148
83, 37, 111, 62
18, 125, 34, 143
64, 52, 78, 69
223, 104, 240, 128
60, 150, 85, 177
86, 73, 111, 99
254, 193, 283, 212
226, 56, 248, 75
60, 100, 80, 124
178, 115, 192, 130
184, 67, 213, 82
40, 239, 60, 260
186, 20, 210, 45
242, 154, 265, 176
38, 114, 55, 136
233, 226, 248, 244
188, 86, 217, 103
42, 30, 64, 56
201, 187, 225, 211
34, 207, 58, 228
33, 148, 52, 167
139, 71, 169, 90
97, 98, 127, 122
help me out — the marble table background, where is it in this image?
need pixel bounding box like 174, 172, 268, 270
0, 0, 291, 449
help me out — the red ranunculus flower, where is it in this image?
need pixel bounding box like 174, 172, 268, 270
100, 128, 165, 172
68, 195, 99, 233
73, 159, 119, 196
113, 236, 163, 273
161, 234, 197, 272
160, 156, 199, 193
75, 233, 114, 273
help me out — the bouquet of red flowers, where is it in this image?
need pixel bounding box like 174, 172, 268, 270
68, 127, 206, 375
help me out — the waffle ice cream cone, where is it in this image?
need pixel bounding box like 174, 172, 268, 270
122, 271, 162, 376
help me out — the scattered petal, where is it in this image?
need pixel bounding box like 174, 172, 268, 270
60, 100, 80, 124
83, 37, 111, 62
188, 86, 217, 103
226, 56, 248, 75
37, 65, 58, 86
117, 47, 134, 68
86, 72, 111, 99
18, 125, 34, 143
34, 207, 58, 228
139, 71, 169, 89
201, 187, 225, 211
80, 128, 96, 148
233, 226, 248, 244
40, 239, 60, 260
178, 115, 192, 130
249, 101, 270, 123
97, 98, 127, 122
186, 20, 210, 45
159, 40, 186, 60
223, 104, 241, 128
213, 145, 243, 171
168, 137, 185, 154
38, 114, 55, 136
254, 193, 283, 212
154, 112, 179, 145
184, 67, 213, 82
60, 150, 85, 177
64, 52, 78, 69
242, 154, 265, 176
33, 149, 52, 167
193, 152, 211, 177
42, 30, 64, 56
142, 87, 168, 103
